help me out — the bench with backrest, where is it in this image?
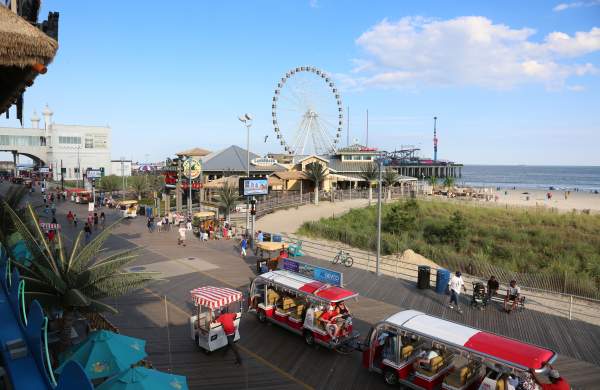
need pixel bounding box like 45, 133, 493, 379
487, 286, 526, 310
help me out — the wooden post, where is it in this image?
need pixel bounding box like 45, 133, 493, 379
569, 295, 573, 320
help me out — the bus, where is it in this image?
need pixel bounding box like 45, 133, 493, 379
362, 310, 567, 390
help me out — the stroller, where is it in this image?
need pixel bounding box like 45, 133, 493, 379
470, 282, 487, 310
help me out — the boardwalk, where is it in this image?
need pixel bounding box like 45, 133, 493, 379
22, 191, 600, 390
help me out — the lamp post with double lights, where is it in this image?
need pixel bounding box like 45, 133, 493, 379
238, 113, 253, 238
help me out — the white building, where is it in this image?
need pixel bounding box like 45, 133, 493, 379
0, 105, 111, 181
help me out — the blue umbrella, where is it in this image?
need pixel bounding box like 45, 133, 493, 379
97, 367, 189, 390
56, 330, 147, 380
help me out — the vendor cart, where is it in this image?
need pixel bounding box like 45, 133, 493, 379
189, 286, 242, 353
255, 241, 289, 273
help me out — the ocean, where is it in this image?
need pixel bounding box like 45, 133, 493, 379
459, 165, 600, 191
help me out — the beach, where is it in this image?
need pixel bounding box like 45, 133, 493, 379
479, 188, 600, 212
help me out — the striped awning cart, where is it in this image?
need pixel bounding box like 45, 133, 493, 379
190, 286, 243, 309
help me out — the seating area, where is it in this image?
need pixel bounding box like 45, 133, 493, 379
267, 288, 307, 320
415, 350, 455, 377
443, 359, 483, 389
488, 292, 526, 310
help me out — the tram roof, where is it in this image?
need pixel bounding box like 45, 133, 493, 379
384, 310, 555, 371
258, 270, 358, 302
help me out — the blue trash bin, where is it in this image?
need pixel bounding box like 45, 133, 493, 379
435, 269, 450, 294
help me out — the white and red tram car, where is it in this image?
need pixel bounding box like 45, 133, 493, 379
249, 270, 358, 348
363, 310, 566, 390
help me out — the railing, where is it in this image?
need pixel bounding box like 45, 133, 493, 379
279, 234, 600, 323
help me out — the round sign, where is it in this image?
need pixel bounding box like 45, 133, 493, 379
183, 159, 201, 179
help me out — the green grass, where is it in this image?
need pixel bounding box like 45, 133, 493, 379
298, 199, 600, 295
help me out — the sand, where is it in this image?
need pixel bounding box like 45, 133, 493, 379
465, 188, 600, 212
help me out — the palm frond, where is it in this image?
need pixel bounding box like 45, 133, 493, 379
81, 272, 158, 299
76, 248, 141, 289
85, 299, 118, 314
66, 230, 84, 273
70, 219, 123, 272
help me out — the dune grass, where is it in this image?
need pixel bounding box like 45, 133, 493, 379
298, 199, 600, 295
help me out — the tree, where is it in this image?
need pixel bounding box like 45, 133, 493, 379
443, 176, 456, 189
359, 164, 378, 205
446, 211, 467, 250
382, 168, 399, 202
215, 182, 239, 223
128, 175, 147, 200
305, 162, 327, 205
98, 175, 120, 194
1, 202, 156, 351
427, 176, 438, 188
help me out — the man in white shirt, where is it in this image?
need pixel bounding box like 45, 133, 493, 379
504, 280, 521, 313
448, 271, 467, 313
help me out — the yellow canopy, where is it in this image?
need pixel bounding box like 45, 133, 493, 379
193, 211, 215, 219
257, 242, 288, 252
118, 200, 138, 206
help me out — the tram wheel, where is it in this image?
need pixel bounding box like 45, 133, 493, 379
304, 330, 315, 346
383, 368, 399, 386
257, 310, 267, 323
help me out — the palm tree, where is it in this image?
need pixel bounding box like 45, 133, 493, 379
383, 168, 399, 202
98, 175, 120, 194
128, 176, 147, 200
1, 202, 156, 351
215, 182, 239, 223
443, 176, 456, 189
359, 164, 378, 205
427, 176, 438, 189
304, 162, 327, 205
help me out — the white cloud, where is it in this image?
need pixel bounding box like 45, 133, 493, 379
343, 16, 600, 90
309, 0, 319, 9
553, 0, 600, 12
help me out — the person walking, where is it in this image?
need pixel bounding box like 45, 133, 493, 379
178, 223, 187, 246
73, 213, 78, 227
100, 212, 106, 229
448, 271, 467, 313
93, 212, 99, 230
147, 217, 153, 233
216, 309, 242, 365
67, 211, 74, 225
240, 237, 247, 257
84, 222, 92, 243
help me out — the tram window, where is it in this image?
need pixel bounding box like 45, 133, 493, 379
377, 331, 399, 364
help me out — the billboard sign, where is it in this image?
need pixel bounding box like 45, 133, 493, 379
282, 258, 343, 287
183, 158, 201, 179
39, 167, 50, 173
239, 177, 268, 196
87, 170, 102, 179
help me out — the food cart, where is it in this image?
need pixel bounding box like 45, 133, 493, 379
192, 211, 215, 238
117, 200, 138, 218
255, 241, 289, 273
189, 286, 243, 353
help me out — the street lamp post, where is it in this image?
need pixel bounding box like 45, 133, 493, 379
238, 113, 253, 238
187, 156, 193, 216
120, 156, 126, 197
375, 153, 385, 277
76, 145, 81, 189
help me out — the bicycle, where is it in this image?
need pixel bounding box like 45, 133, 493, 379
332, 249, 354, 267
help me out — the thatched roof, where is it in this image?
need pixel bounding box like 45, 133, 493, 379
176, 147, 212, 158
271, 171, 308, 181
0, 6, 58, 68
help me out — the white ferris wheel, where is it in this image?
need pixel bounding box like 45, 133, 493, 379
272, 66, 343, 155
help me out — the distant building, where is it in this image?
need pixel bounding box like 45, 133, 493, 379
110, 159, 132, 177
0, 106, 111, 180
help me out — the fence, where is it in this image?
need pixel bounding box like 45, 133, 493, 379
278, 234, 600, 322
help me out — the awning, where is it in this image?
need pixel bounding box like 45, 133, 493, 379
190, 286, 242, 309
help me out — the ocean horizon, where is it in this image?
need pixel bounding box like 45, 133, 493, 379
459, 165, 600, 191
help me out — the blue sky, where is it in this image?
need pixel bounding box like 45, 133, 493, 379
1, 0, 599, 165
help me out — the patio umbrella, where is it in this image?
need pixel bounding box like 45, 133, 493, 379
56, 330, 147, 380
97, 367, 189, 390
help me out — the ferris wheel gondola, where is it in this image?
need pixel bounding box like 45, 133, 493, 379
272, 66, 343, 155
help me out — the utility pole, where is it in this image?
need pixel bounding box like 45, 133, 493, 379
187, 157, 193, 216
347, 105, 350, 146
176, 158, 182, 212
60, 159, 64, 191
433, 116, 438, 162
76, 146, 81, 188
366, 109, 369, 147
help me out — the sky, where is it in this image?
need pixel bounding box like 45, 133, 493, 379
1, 0, 599, 165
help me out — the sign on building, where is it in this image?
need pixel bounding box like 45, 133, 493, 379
183, 158, 201, 179
87, 170, 102, 179
251, 157, 277, 166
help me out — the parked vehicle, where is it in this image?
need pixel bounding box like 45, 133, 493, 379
248, 270, 359, 349
117, 200, 138, 218
362, 309, 566, 390
332, 249, 353, 267
189, 286, 242, 353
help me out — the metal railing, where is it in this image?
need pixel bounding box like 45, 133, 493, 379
279, 234, 600, 322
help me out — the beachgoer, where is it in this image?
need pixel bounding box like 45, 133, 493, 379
178, 224, 187, 246
51, 216, 57, 224
487, 275, 499, 301
100, 212, 105, 228
240, 238, 247, 257
448, 271, 467, 313
73, 214, 78, 227
67, 211, 74, 225
147, 217, 153, 233
534, 369, 569, 390
257, 230, 264, 243
414, 349, 440, 371
504, 280, 521, 313
215, 309, 241, 365
93, 213, 99, 230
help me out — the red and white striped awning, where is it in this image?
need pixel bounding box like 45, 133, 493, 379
190, 286, 243, 309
